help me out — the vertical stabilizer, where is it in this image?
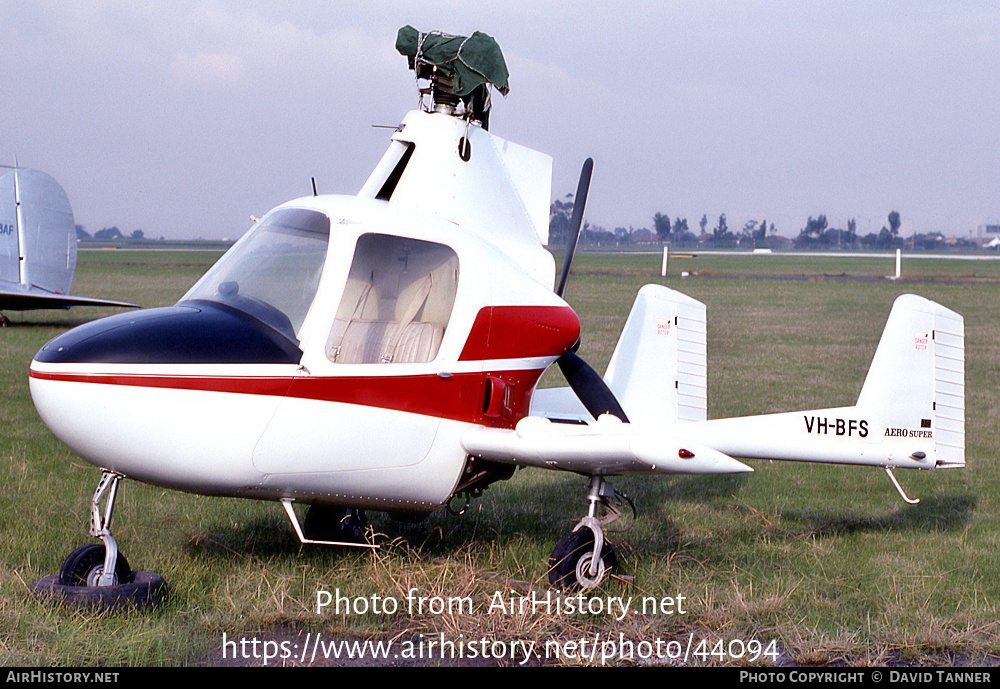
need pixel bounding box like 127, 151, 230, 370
604, 285, 707, 426
0, 171, 19, 285
855, 294, 965, 467
0, 168, 76, 295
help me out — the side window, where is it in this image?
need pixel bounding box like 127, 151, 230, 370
327, 234, 459, 364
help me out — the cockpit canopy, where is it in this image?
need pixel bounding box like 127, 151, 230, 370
181, 206, 460, 365
181, 208, 330, 342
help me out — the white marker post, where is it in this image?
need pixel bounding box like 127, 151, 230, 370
661, 246, 669, 277
896, 249, 901, 279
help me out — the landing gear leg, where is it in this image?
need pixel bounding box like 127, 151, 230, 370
87, 472, 126, 586
31, 471, 166, 609
548, 475, 622, 591
58, 472, 132, 587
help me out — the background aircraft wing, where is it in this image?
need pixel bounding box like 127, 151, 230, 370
0, 283, 138, 311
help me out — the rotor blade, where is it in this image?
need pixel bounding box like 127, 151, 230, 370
555, 157, 593, 299
557, 350, 629, 423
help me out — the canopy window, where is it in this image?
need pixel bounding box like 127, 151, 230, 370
328, 234, 459, 364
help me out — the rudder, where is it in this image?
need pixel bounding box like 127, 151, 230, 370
855, 294, 965, 468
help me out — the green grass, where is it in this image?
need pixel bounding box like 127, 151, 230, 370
2, 249, 998, 666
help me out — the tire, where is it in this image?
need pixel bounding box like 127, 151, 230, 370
303, 505, 368, 543
548, 529, 618, 591
59, 543, 133, 587
31, 570, 167, 611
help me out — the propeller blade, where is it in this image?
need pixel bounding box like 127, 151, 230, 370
555, 157, 593, 299
552, 159, 627, 422
557, 350, 629, 423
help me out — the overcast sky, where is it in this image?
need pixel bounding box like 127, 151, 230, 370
1, 1, 997, 240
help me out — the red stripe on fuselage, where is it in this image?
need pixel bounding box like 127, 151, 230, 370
29, 367, 546, 428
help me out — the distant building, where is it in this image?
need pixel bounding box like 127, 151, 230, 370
977, 224, 1000, 246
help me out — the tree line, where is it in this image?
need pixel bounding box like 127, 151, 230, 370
550, 197, 977, 251
76, 225, 145, 241
549, 196, 781, 249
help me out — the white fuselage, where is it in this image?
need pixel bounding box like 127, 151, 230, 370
29, 191, 579, 513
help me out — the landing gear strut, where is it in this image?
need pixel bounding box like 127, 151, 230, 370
74, 472, 129, 587
30, 471, 166, 609
548, 475, 628, 591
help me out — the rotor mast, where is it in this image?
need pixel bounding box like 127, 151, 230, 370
395, 26, 510, 131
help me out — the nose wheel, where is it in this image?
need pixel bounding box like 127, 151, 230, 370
30, 471, 166, 609
59, 543, 132, 587
548, 476, 627, 591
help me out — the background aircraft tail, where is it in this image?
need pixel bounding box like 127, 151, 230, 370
0, 168, 76, 295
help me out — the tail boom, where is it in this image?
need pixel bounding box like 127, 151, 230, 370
680, 294, 964, 471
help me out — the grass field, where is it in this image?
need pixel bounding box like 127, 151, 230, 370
2, 249, 998, 666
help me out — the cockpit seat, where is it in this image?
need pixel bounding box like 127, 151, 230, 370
329, 318, 443, 364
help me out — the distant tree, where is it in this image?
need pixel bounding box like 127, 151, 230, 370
580, 222, 616, 246
75, 225, 90, 240
699, 214, 708, 236
632, 227, 654, 244
94, 226, 123, 240
794, 215, 828, 248
653, 212, 671, 242
130, 229, 144, 240
548, 195, 575, 246
715, 213, 728, 236
669, 217, 697, 246
888, 211, 901, 235
708, 213, 736, 247
875, 211, 903, 250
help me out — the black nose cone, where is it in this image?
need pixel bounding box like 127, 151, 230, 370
34, 300, 302, 365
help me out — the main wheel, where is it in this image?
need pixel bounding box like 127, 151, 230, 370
59, 543, 133, 587
303, 505, 368, 543
548, 529, 618, 591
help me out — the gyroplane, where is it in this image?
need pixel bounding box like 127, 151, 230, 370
28, 28, 964, 603
1, 163, 136, 325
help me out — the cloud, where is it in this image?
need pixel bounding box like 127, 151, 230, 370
169, 51, 246, 90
